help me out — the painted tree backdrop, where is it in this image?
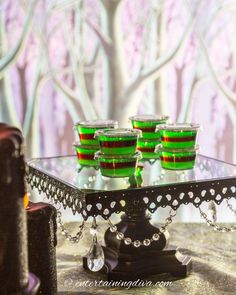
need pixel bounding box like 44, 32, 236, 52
1, 0, 236, 162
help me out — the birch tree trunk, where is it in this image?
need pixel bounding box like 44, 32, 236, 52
154, 8, 168, 115
0, 9, 20, 126
102, 0, 128, 121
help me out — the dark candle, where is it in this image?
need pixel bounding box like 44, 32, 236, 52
27, 202, 58, 295
0, 123, 39, 295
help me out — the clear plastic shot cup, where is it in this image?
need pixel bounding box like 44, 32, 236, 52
155, 145, 199, 170
95, 128, 141, 155
129, 114, 169, 140
74, 143, 99, 167
95, 151, 142, 178
74, 120, 118, 146
156, 123, 200, 149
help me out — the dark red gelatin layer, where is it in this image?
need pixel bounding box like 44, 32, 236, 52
133, 126, 156, 132
160, 155, 196, 162
77, 153, 94, 160
161, 136, 196, 142
79, 134, 95, 140
100, 161, 136, 169
99, 140, 136, 148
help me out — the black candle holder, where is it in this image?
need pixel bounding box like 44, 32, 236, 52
27, 202, 57, 295
0, 123, 40, 295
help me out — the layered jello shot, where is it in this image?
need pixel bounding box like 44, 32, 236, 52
95, 128, 141, 155
74, 144, 99, 167
129, 114, 169, 140
95, 151, 141, 178
137, 138, 160, 159
74, 120, 118, 146
157, 123, 200, 149
156, 146, 198, 170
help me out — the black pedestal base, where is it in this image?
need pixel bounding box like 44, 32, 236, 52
83, 246, 191, 281
83, 197, 192, 281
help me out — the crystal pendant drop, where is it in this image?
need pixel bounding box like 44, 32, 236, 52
208, 201, 217, 222
87, 236, 105, 272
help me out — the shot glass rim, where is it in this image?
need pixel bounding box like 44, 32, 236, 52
156, 144, 199, 154
156, 123, 200, 132
94, 150, 142, 160
129, 114, 169, 122
74, 119, 118, 128
94, 128, 142, 138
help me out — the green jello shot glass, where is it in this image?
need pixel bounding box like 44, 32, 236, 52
137, 138, 160, 159
95, 151, 141, 178
157, 123, 200, 149
156, 146, 198, 170
95, 128, 141, 155
74, 120, 118, 146
74, 143, 99, 167
129, 114, 169, 140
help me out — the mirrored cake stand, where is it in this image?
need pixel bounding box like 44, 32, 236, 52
26, 155, 236, 281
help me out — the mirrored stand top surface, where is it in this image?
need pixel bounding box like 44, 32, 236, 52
28, 155, 236, 194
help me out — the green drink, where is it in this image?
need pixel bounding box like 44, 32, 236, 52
74, 144, 99, 167
156, 146, 198, 170
95, 128, 141, 155
137, 139, 160, 159
157, 123, 200, 149
129, 114, 169, 140
95, 151, 141, 178
74, 120, 118, 146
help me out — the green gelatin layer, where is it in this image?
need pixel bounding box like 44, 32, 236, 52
137, 140, 160, 159
74, 120, 118, 146
96, 129, 140, 155
99, 137, 137, 155
130, 115, 169, 139
74, 144, 99, 167
159, 129, 197, 149
158, 123, 199, 149
76, 125, 99, 146
99, 158, 137, 177
159, 150, 196, 170
100, 166, 136, 178
96, 151, 141, 178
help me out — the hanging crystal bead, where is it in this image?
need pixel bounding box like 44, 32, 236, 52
90, 227, 98, 236
152, 233, 160, 241
116, 232, 124, 240
143, 239, 151, 246
124, 237, 132, 245
133, 240, 141, 248
87, 235, 105, 272
208, 201, 217, 222
110, 226, 117, 232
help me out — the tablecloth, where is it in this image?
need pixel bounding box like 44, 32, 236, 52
57, 222, 236, 295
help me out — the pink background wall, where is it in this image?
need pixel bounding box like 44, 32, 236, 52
1, 0, 236, 163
